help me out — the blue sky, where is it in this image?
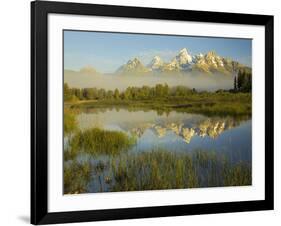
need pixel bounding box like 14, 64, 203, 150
64, 30, 252, 73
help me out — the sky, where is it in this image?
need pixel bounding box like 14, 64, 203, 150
64, 30, 252, 73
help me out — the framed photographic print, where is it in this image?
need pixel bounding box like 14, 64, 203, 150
31, 0, 274, 224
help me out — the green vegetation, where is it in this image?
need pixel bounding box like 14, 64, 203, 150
64, 107, 78, 134
64, 78, 252, 101
67, 128, 136, 157
71, 93, 251, 116
64, 160, 92, 194
64, 80, 252, 116
64, 148, 252, 194
64, 83, 79, 102
223, 162, 252, 186
110, 150, 198, 191
234, 68, 252, 92
109, 150, 251, 192
64, 83, 251, 116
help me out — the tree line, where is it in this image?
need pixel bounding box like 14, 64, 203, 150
234, 68, 252, 92
64, 83, 198, 101
64, 71, 252, 102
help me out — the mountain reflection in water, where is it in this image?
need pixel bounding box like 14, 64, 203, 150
77, 108, 250, 147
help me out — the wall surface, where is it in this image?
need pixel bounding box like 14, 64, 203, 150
0, 0, 279, 225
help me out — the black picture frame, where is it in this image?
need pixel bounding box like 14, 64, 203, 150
31, 0, 274, 224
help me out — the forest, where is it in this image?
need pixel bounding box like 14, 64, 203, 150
64, 69, 252, 102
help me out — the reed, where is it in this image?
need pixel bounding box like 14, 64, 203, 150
105, 150, 251, 192
64, 160, 91, 194
69, 128, 136, 156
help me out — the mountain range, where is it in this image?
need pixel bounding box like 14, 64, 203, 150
64, 48, 251, 90
116, 48, 250, 76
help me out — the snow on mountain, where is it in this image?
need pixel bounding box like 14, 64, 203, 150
114, 49, 248, 76
147, 56, 164, 70
161, 58, 181, 72
204, 51, 224, 68
192, 51, 235, 75
175, 48, 193, 65
162, 48, 194, 72
193, 53, 204, 62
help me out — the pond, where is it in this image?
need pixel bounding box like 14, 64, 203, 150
64, 107, 252, 194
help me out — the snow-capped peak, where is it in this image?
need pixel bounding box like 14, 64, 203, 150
175, 48, 193, 65
179, 48, 188, 55
148, 55, 164, 70
204, 51, 224, 68
114, 48, 245, 76
153, 55, 162, 61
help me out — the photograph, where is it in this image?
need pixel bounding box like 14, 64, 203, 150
63, 30, 252, 194
29, 1, 274, 224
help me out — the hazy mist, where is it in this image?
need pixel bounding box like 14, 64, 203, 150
64, 69, 234, 91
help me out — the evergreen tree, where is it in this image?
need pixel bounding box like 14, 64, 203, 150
114, 89, 120, 99
234, 76, 237, 91
64, 83, 72, 101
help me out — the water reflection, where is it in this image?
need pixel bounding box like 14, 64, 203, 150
76, 108, 251, 156
64, 107, 252, 194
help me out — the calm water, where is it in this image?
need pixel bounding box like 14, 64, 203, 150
64, 108, 252, 193
77, 108, 251, 161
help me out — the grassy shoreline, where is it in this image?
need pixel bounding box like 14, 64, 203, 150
64, 148, 252, 194
66, 92, 251, 116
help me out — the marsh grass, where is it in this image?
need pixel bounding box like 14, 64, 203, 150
68, 128, 136, 157
64, 107, 79, 135
185, 102, 251, 117
64, 160, 92, 194
107, 150, 251, 192
64, 148, 251, 193
223, 162, 252, 186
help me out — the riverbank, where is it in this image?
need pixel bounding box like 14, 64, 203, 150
66, 92, 251, 117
